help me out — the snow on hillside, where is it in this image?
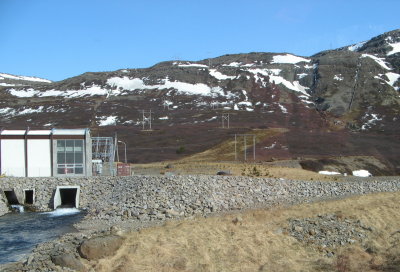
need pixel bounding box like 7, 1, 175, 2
0, 106, 44, 117
387, 42, 400, 56
98, 116, 117, 126
174, 62, 208, 68
107, 76, 224, 97
384, 72, 400, 90
374, 72, 400, 90
361, 54, 392, 70
0, 73, 51, 83
347, 41, 366, 52
0, 83, 23, 87
9, 85, 110, 98
247, 68, 310, 97
209, 69, 235, 80
271, 54, 310, 64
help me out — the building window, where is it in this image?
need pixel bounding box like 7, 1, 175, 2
56, 140, 84, 175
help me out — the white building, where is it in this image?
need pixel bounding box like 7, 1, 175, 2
0, 128, 92, 177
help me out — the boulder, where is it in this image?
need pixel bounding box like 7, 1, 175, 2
51, 253, 85, 271
78, 235, 125, 260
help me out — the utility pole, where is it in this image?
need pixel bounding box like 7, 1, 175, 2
222, 113, 230, 128
142, 110, 152, 130
118, 140, 127, 163
234, 134, 237, 161
114, 132, 119, 162
234, 134, 256, 161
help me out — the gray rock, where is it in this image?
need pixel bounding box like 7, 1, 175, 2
79, 235, 125, 260
51, 253, 85, 271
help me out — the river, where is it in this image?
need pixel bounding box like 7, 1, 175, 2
0, 208, 84, 264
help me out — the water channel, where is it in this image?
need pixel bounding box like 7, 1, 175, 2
0, 208, 84, 264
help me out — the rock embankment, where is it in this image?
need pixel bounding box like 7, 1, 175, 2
1, 175, 400, 221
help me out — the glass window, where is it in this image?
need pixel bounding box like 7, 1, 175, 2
56, 139, 85, 175
75, 152, 83, 163
74, 140, 83, 152
57, 140, 65, 152
57, 152, 65, 164
66, 152, 74, 163
66, 140, 74, 152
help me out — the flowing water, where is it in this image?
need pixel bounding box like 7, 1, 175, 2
0, 208, 84, 264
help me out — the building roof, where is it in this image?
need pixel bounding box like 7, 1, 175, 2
0, 130, 26, 135
0, 128, 89, 136
52, 129, 88, 135
27, 130, 52, 135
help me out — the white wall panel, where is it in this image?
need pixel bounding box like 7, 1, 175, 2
27, 139, 51, 177
1, 140, 26, 177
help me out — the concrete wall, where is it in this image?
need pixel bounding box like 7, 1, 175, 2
27, 139, 51, 177
1, 176, 400, 220
0, 139, 25, 177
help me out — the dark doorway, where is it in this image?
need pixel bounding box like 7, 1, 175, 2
4, 191, 19, 205
24, 190, 34, 205
59, 188, 77, 208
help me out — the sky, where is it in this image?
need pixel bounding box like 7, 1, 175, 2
0, 0, 399, 81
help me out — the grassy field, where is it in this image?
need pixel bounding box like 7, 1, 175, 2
132, 160, 350, 182
91, 191, 400, 272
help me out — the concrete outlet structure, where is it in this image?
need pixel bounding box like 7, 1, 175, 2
53, 186, 80, 209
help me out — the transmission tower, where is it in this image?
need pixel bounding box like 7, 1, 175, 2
234, 134, 256, 161
222, 113, 230, 128
163, 100, 171, 110
142, 110, 152, 130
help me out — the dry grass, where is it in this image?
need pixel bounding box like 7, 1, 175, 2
180, 128, 287, 162
133, 161, 344, 181
90, 192, 400, 272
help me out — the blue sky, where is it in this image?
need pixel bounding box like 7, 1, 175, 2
0, 0, 399, 81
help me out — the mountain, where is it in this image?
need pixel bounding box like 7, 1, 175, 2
1, 29, 399, 173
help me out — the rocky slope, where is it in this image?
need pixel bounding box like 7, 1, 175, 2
0, 29, 399, 170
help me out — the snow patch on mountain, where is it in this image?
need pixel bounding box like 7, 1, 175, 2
385, 72, 400, 89
9, 85, 110, 98
278, 103, 288, 114
0, 73, 51, 83
176, 62, 208, 68
18, 106, 44, 115
361, 113, 382, 130
271, 54, 310, 64
248, 68, 309, 97
98, 116, 117, 126
107, 76, 225, 97
387, 42, 400, 56
0, 106, 45, 117
347, 41, 366, 52
361, 54, 392, 70
334, 74, 344, 81
209, 69, 235, 80
0, 83, 24, 87
222, 62, 241, 67
9, 88, 39, 97
375, 72, 400, 90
